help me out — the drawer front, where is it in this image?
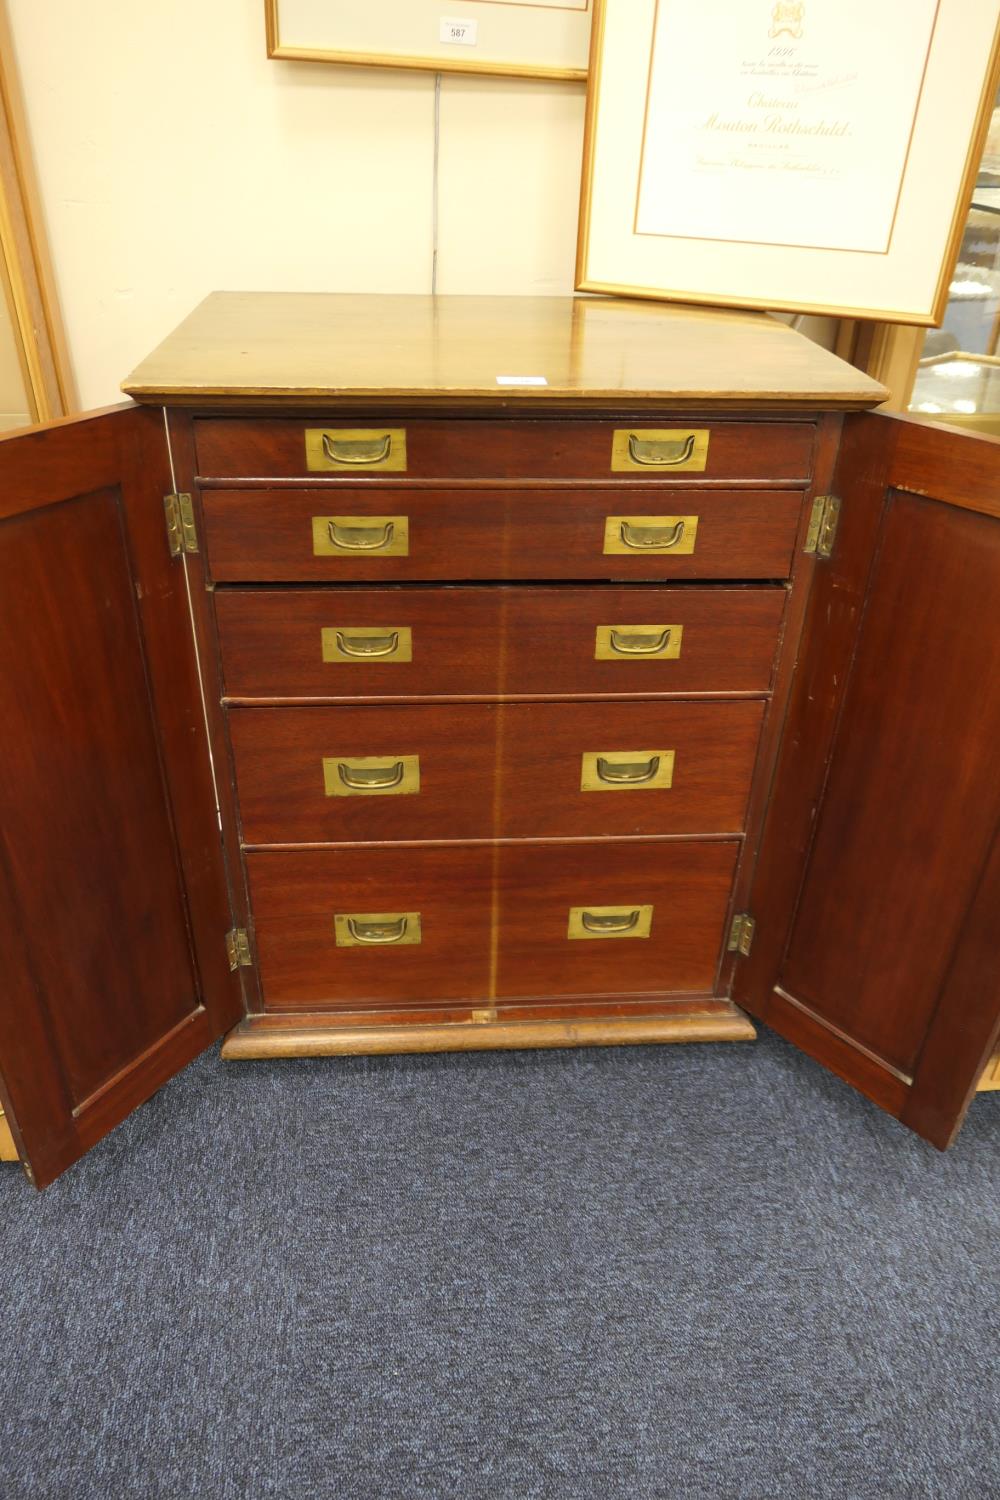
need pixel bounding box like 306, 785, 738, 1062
497, 700, 762, 839
195, 418, 815, 482
246, 840, 738, 1010
216, 586, 785, 700
247, 846, 494, 1009
230, 700, 763, 844
231, 704, 498, 844
494, 840, 739, 998
202, 487, 804, 582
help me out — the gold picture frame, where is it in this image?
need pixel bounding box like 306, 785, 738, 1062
577, 0, 1000, 325
0, 3, 74, 425
265, 0, 591, 83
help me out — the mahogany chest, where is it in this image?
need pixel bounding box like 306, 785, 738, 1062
1, 294, 998, 1186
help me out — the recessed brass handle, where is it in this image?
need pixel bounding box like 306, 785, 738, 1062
338, 760, 403, 790
596, 754, 660, 785
323, 432, 392, 466
306, 428, 407, 473
322, 754, 420, 797
313, 515, 410, 558
567, 904, 654, 940
611, 627, 671, 655
595, 624, 683, 662
620, 520, 685, 551
628, 432, 696, 467
348, 915, 408, 944
581, 749, 675, 792
337, 630, 400, 658
582, 909, 639, 934
335, 910, 423, 947
329, 520, 395, 552
321, 626, 413, 664
603, 516, 698, 557
611, 428, 708, 473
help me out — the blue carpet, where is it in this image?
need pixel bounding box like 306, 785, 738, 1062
1, 1029, 998, 1499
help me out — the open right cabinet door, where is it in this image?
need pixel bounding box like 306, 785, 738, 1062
734, 413, 1000, 1149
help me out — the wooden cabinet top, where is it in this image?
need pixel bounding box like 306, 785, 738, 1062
121, 292, 887, 412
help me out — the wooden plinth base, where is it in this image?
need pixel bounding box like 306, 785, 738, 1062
221, 998, 756, 1060
0, 1109, 18, 1161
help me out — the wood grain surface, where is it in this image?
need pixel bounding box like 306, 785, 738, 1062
193, 415, 815, 481
734, 413, 1000, 1148
229, 699, 764, 844
202, 485, 804, 583
221, 1002, 757, 1057
120, 292, 887, 410
245, 839, 739, 1009
215, 584, 785, 701
0, 406, 239, 1186
247, 845, 495, 1007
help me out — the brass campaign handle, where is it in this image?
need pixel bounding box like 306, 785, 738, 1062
627, 432, 696, 467
322, 432, 393, 466
327, 520, 396, 552
580, 909, 641, 935
336, 759, 405, 791
335, 630, 401, 658
595, 754, 661, 786
619, 520, 686, 551
346, 915, 410, 945
609, 627, 673, 656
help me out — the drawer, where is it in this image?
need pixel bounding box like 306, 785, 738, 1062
195, 417, 815, 482
245, 840, 738, 1010
493, 840, 739, 999
229, 700, 764, 844
216, 586, 785, 700
247, 846, 494, 1009
498, 700, 763, 839
202, 487, 804, 582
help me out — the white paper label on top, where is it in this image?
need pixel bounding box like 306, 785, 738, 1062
440, 18, 478, 45
496, 375, 549, 386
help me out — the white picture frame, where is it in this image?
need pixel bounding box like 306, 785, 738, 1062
577, 0, 1000, 324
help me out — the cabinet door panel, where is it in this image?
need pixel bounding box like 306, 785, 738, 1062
0, 408, 239, 1186
736, 414, 1000, 1147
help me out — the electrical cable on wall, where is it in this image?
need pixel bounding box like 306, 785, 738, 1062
431, 73, 442, 293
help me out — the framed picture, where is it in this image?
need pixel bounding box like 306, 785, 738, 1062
265, 0, 592, 82
577, 0, 1000, 323
0, 4, 74, 425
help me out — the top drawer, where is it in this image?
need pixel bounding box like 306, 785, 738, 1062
193, 418, 816, 484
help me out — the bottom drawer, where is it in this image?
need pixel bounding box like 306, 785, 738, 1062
246, 841, 739, 1010
494, 841, 738, 1000
248, 846, 495, 1008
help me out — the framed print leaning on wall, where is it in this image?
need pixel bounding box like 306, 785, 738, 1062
266, 0, 592, 82
577, 0, 1000, 323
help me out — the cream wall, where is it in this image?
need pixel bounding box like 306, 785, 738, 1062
6, 0, 586, 408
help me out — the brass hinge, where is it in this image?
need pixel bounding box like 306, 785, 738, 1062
804, 494, 841, 560
727, 912, 756, 958
225, 928, 252, 970
164, 492, 199, 557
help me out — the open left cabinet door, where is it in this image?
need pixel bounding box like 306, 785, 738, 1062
0, 406, 242, 1186
735, 413, 1000, 1149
